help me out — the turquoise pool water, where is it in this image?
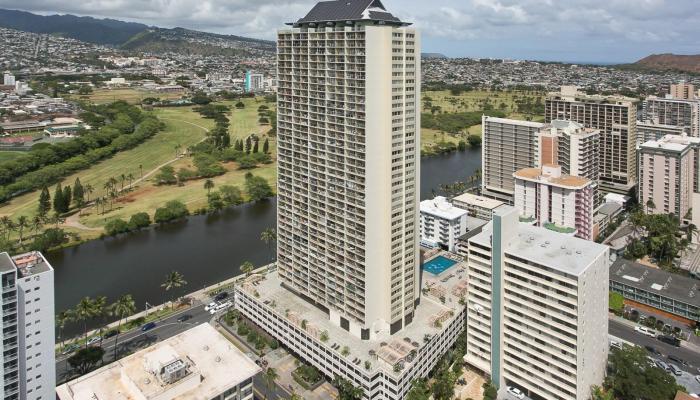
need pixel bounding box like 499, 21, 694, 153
423, 255, 458, 275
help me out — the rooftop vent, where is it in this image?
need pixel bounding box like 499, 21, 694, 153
161, 359, 189, 385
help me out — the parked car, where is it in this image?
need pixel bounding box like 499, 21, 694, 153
668, 355, 687, 365
204, 301, 219, 312
141, 322, 156, 331
507, 386, 525, 400
61, 344, 79, 355
86, 336, 101, 346
210, 301, 232, 315
635, 326, 656, 337
658, 334, 681, 347
610, 341, 623, 350
214, 292, 229, 301
669, 363, 683, 376
177, 314, 192, 323
655, 360, 670, 371
103, 329, 118, 339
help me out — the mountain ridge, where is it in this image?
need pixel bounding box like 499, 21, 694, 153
632, 53, 700, 74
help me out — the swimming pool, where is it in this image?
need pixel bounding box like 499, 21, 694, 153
423, 255, 458, 275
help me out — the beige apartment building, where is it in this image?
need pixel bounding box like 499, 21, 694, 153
465, 206, 609, 400
638, 135, 699, 219
276, 0, 420, 341
643, 96, 700, 138
482, 116, 543, 203
671, 82, 697, 100
545, 86, 638, 196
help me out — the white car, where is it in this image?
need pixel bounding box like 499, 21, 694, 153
210, 301, 232, 314
635, 326, 656, 337
507, 386, 525, 400
204, 301, 219, 312
86, 336, 101, 346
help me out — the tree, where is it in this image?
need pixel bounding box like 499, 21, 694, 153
128, 212, 151, 230
15, 216, 28, 246
245, 173, 273, 202
105, 218, 130, 236
245, 136, 252, 154
253, 139, 259, 153
109, 294, 136, 361
609, 291, 624, 314
155, 166, 177, 185
75, 297, 96, 347
235, 101, 245, 109
62, 185, 72, 211
53, 183, 64, 214
240, 261, 255, 277
646, 199, 656, 214
31, 216, 43, 238
73, 178, 85, 209
467, 134, 482, 147
85, 184, 94, 204
37, 186, 51, 217
56, 309, 74, 351
333, 375, 363, 400
162, 271, 187, 308
204, 179, 215, 195
92, 296, 108, 345
219, 185, 243, 206
606, 345, 681, 400
406, 378, 431, 400
264, 367, 279, 400
207, 192, 225, 212
260, 228, 277, 262
591, 385, 614, 400
263, 138, 270, 154
67, 346, 105, 374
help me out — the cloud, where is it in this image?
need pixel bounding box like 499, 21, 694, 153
0, 0, 698, 61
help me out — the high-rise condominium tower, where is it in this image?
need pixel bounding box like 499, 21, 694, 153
643, 96, 700, 138
545, 86, 638, 196
0, 252, 55, 400
276, 0, 420, 339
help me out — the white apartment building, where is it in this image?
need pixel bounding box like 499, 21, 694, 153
514, 165, 595, 241
482, 117, 543, 203
244, 71, 264, 93
638, 135, 699, 219
2, 72, 14, 87
0, 251, 55, 400
419, 196, 468, 251
465, 206, 609, 400
56, 323, 259, 400
452, 192, 504, 221
536, 120, 599, 183
276, 0, 420, 340
643, 96, 700, 138
545, 86, 638, 196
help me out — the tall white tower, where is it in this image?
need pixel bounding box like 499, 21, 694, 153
276, 0, 420, 339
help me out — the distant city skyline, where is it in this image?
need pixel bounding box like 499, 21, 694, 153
1, 0, 699, 63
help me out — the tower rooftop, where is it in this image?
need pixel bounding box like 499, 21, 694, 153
292, 0, 408, 26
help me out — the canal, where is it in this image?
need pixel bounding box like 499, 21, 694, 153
49, 148, 482, 335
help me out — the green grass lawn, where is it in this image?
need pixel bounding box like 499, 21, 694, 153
0, 106, 215, 222
0, 151, 25, 162
423, 89, 545, 115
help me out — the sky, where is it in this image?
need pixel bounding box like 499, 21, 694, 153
0, 0, 699, 63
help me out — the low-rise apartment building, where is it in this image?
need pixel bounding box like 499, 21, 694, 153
56, 323, 259, 400
452, 192, 504, 221
419, 196, 468, 251
465, 206, 609, 400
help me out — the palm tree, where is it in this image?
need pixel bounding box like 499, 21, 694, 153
139, 164, 143, 180
85, 184, 94, 204
120, 174, 126, 191
31, 216, 43, 238
689, 223, 698, 243
15, 216, 28, 246
264, 367, 279, 400
109, 294, 136, 361
56, 309, 74, 351
1, 216, 13, 241
74, 297, 96, 348
92, 296, 108, 346
646, 199, 656, 214
161, 271, 187, 309
95, 197, 103, 214
240, 261, 255, 277
204, 179, 215, 195
127, 173, 135, 190
260, 228, 277, 262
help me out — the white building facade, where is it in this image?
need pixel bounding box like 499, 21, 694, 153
465, 207, 609, 400
419, 196, 468, 251
0, 252, 55, 400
